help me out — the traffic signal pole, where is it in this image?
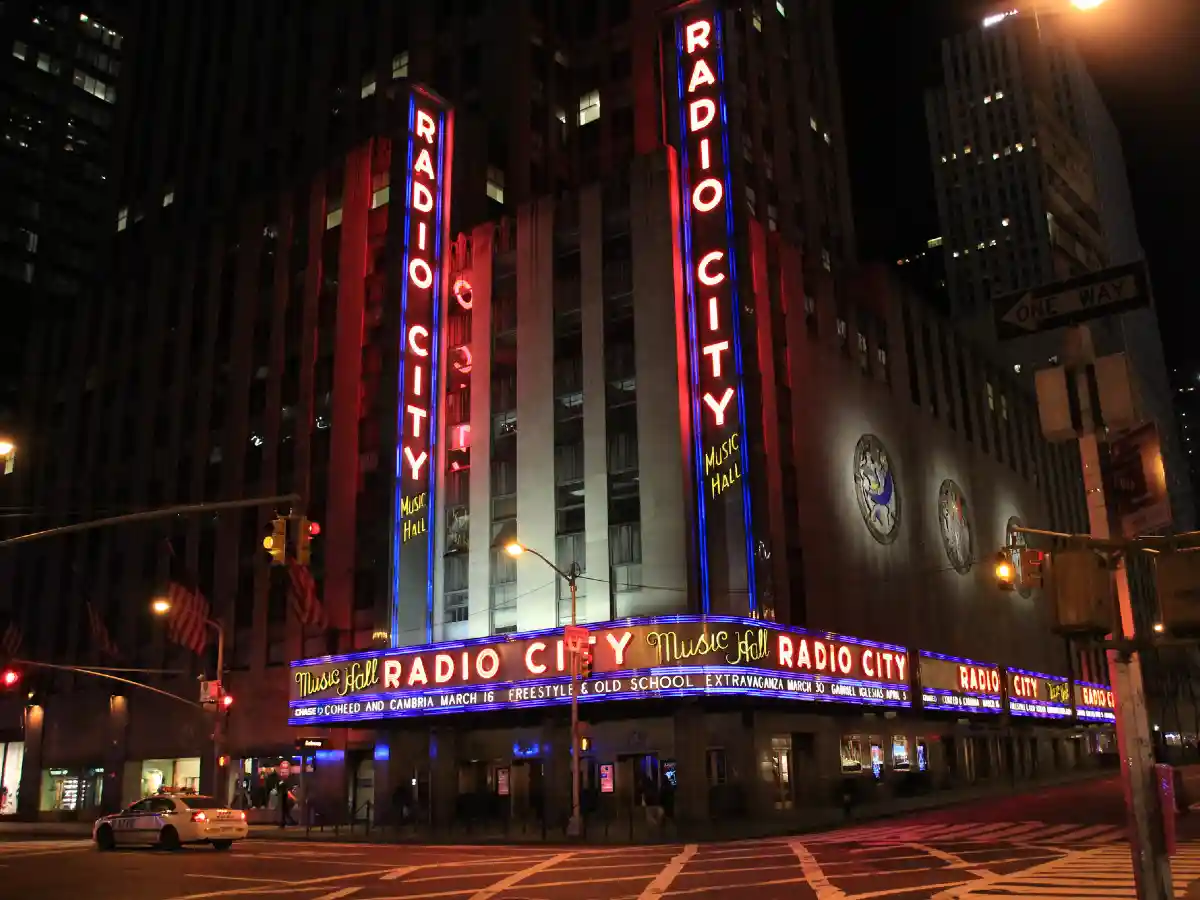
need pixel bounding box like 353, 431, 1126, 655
1068, 329, 1172, 899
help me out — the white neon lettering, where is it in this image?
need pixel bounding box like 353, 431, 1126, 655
862, 649, 875, 679
409, 258, 433, 289
408, 325, 430, 356
477, 648, 500, 679
708, 296, 719, 331
383, 660, 402, 688
689, 98, 716, 132
685, 19, 711, 53
413, 364, 423, 397
699, 137, 711, 170
525, 642, 547, 675
702, 341, 730, 377
415, 109, 437, 143
698, 251, 725, 286
688, 58, 716, 93
777, 635, 794, 667
418, 221, 428, 250
606, 631, 634, 666
702, 387, 735, 426
692, 177, 723, 212
414, 147, 435, 179
413, 182, 433, 213
407, 656, 428, 686
434, 654, 453, 683
403, 446, 428, 479
406, 404, 427, 437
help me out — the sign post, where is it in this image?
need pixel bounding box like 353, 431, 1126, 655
992, 261, 1149, 340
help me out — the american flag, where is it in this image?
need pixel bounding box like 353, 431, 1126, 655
0, 622, 21, 660
86, 602, 121, 659
165, 580, 210, 655
287, 559, 327, 630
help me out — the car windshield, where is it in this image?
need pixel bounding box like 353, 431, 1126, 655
179, 796, 224, 809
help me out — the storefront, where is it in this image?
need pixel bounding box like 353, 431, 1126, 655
0, 741, 24, 815
39, 766, 105, 814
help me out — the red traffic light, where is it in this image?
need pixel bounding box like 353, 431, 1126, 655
308, 520, 321, 537
2, 669, 20, 688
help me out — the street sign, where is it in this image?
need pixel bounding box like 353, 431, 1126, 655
1108, 422, 1172, 538
564, 624, 588, 652
993, 261, 1149, 340
199, 680, 222, 703
294, 736, 327, 751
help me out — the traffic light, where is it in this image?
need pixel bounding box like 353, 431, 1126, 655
1154, 550, 1200, 635
995, 552, 1016, 591
1020, 548, 1045, 589
1046, 549, 1115, 635
263, 516, 287, 565
578, 646, 593, 679
295, 517, 319, 566
1, 669, 20, 688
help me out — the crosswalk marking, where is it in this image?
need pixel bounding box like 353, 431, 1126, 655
942, 845, 1200, 897
803, 820, 1127, 847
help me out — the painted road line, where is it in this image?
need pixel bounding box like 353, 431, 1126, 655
789, 839, 845, 900
161, 867, 397, 900
637, 843, 698, 900
380, 866, 419, 881
468, 851, 573, 900
910, 843, 991, 880
312, 889, 362, 900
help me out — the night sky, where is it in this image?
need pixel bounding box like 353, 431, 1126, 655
835, 0, 1200, 367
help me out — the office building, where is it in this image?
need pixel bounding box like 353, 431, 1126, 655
1, 1, 1113, 827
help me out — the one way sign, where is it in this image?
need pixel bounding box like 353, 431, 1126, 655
993, 261, 1150, 340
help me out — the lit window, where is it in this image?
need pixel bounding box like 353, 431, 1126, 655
927, 236, 943, 248
992, 152, 1000, 160
964, 145, 972, 154
163, 190, 174, 207
37, 52, 51, 72
767, 204, 778, 231
1001, 217, 1010, 227
577, 89, 600, 126
116, 206, 128, 232
554, 49, 569, 67
752, 9, 762, 30
1001, 395, 1009, 420
986, 382, 995, 410
940, 155, 947, 163
984, 95, 992, 104
13, 41, 27, 60
821, 248, 832, 271
995, 90, 1004, 99
952, 251, 960, 258
745, 186, 756, 213
371, 186, 390, 208
1015, 142, 1024, 152
776, 0, 787, 15
361, 75, 376, 99
325, 207, 343, 230
823, 131, 831, 145
810, 116, 818, 131
79, 12, 89, 21
392, 51, 409, 80
486, 166, 505, 204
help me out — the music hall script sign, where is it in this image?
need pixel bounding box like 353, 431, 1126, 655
288, 616, 911, 725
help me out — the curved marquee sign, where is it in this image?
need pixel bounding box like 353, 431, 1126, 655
1007, 667, 1072, 719
1074, 680, 1116, 723
288, 616, 912, 725
919, 651, 1002, 714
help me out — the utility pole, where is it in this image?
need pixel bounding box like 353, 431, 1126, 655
1064, 325, 1172, 899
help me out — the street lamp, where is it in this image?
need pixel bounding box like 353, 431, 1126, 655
505, 540, 585, 838
0, 440, 14, 457
151, 598, 229, 800
1069, 0, 1107, 9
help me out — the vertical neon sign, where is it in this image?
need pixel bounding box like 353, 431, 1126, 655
391, 88, 452, 645
673, 7, 757, 615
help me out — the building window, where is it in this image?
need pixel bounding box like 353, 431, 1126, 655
821, 248, 832, 271
578, 89, 601, 126
486, 166, 505, 204
116, 207, 128, 232
162, 190, 174, 207
361, 74, 376, 98
776, 0, 787, 15
371, 186, 389, 208
392, 51, 409, 79
13, 41, 27, 61
986, 381, 995, 411
325, 206, 343, 230
752, 8, 762, 30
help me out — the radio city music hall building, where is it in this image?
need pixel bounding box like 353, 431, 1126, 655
283, 8, 1113, 827
0, 2, 1113, 825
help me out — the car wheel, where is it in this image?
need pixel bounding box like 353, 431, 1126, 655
211, 840, 233, 851
95, 826, 115, 851
158, 826, 181, 851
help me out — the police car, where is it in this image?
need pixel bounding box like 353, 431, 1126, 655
93, 793, 248, 850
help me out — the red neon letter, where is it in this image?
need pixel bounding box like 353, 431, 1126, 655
837, 646, 852, 675
413, 181, 433, 213
702, 387, 735, 425
406, 404, 427, 437
689, 98, 716, 133
862, 649, 875, 679
692, 178, 723, 213
525, 641, 547, 675
414, 147, 435, 179
409, 258, 433, 289
777, 634, 794, 667
403, 446, 428, 479
702, 341, 730, 378
605, 631, 633, 666
476, 648, 500, 679
434, 654, 453, 683
408, 325, 430, 356
685, 19, 711, 53
415, 109, 437, 143
687, 59, 716, 94
383, 660, 401, 688
698, 251, 725, 286
407, 656, 428, 686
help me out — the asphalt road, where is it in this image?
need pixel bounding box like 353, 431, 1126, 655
3, 778, 1200, 899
